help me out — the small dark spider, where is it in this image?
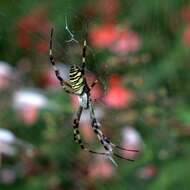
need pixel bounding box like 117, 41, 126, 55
49, 28, 138, 165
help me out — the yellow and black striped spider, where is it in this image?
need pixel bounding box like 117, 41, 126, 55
49, 28, 138, 165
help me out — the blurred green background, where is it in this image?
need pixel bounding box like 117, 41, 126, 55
0, 0, 190, 189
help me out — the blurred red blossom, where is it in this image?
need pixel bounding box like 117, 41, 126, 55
17, 31, 31, 49
88, 158, 114, 179
18, 106, 39, 125
104, 75, 133, 108
111, 29, 141, 54
89, 23, 118, 48
35, 39, 49, 53
17, 7, 50, 53
89, 22, 141, 54
84, 0, 119, 23
181, 6, 190, 23
183, 25, 190, 45
136, 165, 158, 180
97, 0, 119, 21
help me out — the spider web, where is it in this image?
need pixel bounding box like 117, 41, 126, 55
1, 0, 188, 182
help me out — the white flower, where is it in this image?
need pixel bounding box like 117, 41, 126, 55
0, 128, 18, 156
0, 128, 16, 144
122, 126, 142, 145
0, 128, 33, 156
13, 89, 48, 109
0, 61, 12, 77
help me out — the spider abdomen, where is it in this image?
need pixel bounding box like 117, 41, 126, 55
78, 92, 89, 109
69, 65, 85, 95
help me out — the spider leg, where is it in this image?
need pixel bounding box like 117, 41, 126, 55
49, 28, 75, 94
89, 101, 110, 151
81, 40, 87, 74
73, 105, 114, 157
89, 101, 137, 162
73, 106, 86, 150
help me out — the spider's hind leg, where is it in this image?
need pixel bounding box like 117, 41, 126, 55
89, 101, 138, 162
73, 106, 116, 158
73, 106, 87, 151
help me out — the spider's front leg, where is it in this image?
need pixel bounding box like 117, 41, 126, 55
49, 28, 75, 94
81, 40, 87, 73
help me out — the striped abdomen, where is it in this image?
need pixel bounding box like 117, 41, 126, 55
69, 65, 85, 95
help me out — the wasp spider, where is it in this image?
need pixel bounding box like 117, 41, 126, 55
49, 28, 138, 165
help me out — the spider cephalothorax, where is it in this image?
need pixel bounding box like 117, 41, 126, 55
49, 28, 138, 165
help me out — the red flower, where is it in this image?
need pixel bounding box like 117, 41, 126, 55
17, 7, 51, 53
17, 31, 31, 49
183, 25, 190, 45
18, 106, 39, 125
88, 158, 114, 179
111, 30, 141, 54
89, 23, 118, 48
97, 0, 119, 21
104, 75, 133, 108
35, 39, 49, 53
181, 6, 190, 23
89, 22, 141, 55
136, 165, 157, 180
